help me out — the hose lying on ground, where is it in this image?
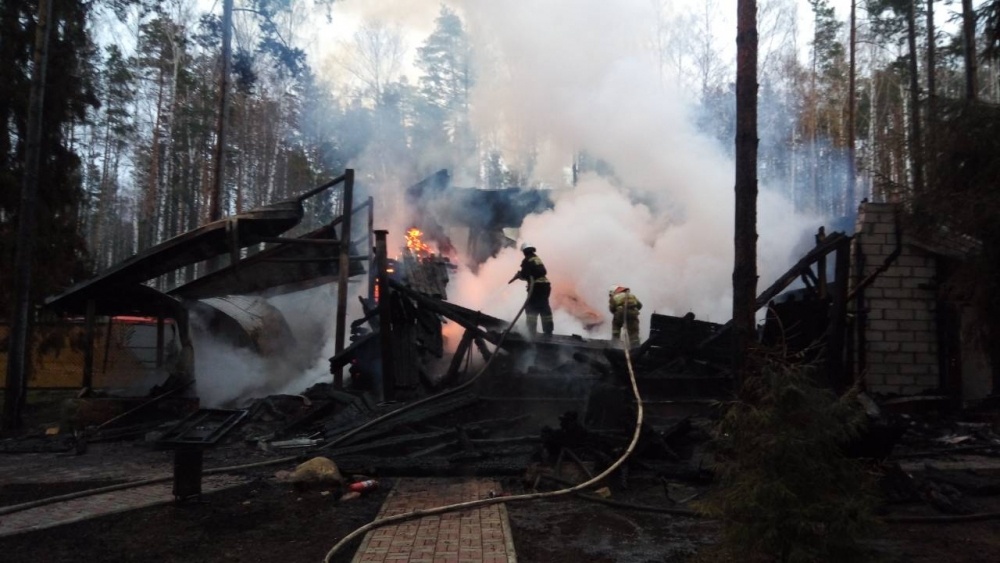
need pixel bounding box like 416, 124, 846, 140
321, 295, 646, 563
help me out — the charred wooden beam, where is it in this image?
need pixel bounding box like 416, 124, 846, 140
95, 381, 193, 431
274, 399, 339, 438
328, 428, 457, 457
328, 332, 378, 374
155, 316, 165, 368
375, 230, 394, 400
293, 172, 347, 202
407, 441, 454, 458
387, 278, 507, 341
169, 223, 365, 300
256, 237, 347, 246
816, 226, 828, 299
440, 329, 475, 388
800, 267, 819, 293
258, 256, 366, 263
473, 337, 493, 362
457, 426, 475, 451
82, 299, 96, 390
470, 436, 539, 446
334, 169, 355, 388
48, 199, 308, 314
827, 238, 852, 391
701, 231, 850, 349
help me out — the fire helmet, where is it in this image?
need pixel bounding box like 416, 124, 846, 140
520, 243, 535, 252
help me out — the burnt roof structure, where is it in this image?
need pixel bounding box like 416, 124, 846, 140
404, 169, 555, 267
39, 173, 370, 395
169, 213, 367, 300
46, 175, 364, 317
46, 199, 304, 316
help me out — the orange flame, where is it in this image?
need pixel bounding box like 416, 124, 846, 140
405, 227, 432, 257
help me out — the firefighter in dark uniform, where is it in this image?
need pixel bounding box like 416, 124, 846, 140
508, 243, 554, 337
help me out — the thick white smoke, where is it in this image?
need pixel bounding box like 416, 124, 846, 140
192, 282, 368, 407
433, 0, 821, 340
195, 0, 825, 404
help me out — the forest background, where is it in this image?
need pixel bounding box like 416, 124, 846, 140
1, 0, 999, 322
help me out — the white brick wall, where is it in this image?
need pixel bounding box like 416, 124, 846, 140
853, 202, 939, 396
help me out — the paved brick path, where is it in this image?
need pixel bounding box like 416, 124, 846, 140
352, 478, 517, 563
0, 474, 249, 537
0, 448, 169, 485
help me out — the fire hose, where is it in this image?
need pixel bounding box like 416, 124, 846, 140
320, 287, 648, 562
0, 281, 651, 546
6, 284, 998, 539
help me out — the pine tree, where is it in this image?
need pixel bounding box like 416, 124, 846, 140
698, 358, 878, 563
0, 0, 97, 313
89, 44, 137, 271
414, 6, 474, 175
1, 0, 98, 429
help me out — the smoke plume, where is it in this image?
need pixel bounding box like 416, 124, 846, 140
432, 0, 820, 339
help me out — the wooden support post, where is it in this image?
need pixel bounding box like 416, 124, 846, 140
375, 230, 395, 401
102, 317, 114, 375
227, 218, 240, 269
334, 169, 355, 389
83, 299, 96, 390
854, 241, 867, 383
367, 196, 375, 303
156, 316, 165, 368
827, 239, 851, 392
441, 329, 474, 388
816, 227, 827, 299
473, 337, 493, 362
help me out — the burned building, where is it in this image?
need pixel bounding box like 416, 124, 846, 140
851, 202, 991, 403
405, 169, 555, 269
35, 173, 369, 414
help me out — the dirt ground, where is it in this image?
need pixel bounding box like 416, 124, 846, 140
2, 392, 1000, 562
0, 473, 712, 563
2, 468, 1000, 563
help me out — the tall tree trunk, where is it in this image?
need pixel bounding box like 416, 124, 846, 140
926, 0, 937, 191
209, 0, 234, 223
143, 66, 165, 251
867, 41, 879, 201
734, 0, 759, 384
93, 117, 114, 270
4, 0, 52, 431
905, 0, 924, 195
962, 0, 978, 101
926, 0, 937, 114
810, 43, 819, 212
847, 0, 857, 211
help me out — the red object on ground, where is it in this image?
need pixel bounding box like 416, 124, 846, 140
348, 479, 379, 493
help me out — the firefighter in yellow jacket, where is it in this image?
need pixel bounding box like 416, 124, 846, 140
609, 285, 642, 346
508, 243, 554, 337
